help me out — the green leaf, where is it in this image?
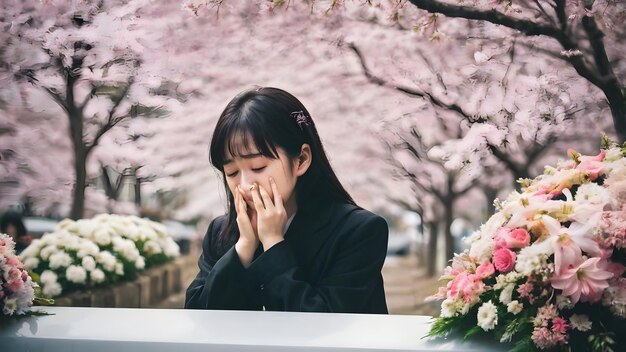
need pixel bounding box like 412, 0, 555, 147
464, 326, 483, 341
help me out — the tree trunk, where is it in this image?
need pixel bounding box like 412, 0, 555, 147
484, 187, 498, 219
70, 147, 87, 220
426, 221, 439, 277
444, 198, 455, 261
134, 177, 142, 206
603, 84, 626, 143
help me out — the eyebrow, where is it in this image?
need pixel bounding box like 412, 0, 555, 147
223, 153, 263, 165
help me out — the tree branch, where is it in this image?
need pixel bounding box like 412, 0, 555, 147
348, 42, 473, 120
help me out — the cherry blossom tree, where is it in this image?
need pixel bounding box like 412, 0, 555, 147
2, 0, 175, 219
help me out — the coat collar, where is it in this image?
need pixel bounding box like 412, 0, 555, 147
283, 198, 349, 267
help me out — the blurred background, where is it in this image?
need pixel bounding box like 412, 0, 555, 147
1, 0, 624, 315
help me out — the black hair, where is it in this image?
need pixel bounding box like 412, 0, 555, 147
0, 210, 27, 238
209, 87, 355, 254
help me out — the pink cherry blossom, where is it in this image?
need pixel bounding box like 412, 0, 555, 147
551, 257, 614, 304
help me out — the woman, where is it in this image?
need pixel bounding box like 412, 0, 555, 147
0, 210, 32, 255
185, 87, 388, 313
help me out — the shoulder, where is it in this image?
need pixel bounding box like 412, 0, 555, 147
201, 215, 229, 248
328, 202, 388, 235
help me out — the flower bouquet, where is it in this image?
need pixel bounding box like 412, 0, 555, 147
426, 137, 626, 352
19, 214, 180, 298
1, 233, 52, 319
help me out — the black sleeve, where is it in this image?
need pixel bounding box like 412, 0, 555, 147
184, 218, 261, 310
246, 213, 388, 313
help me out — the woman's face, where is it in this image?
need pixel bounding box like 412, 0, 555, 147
222, 136, 300, 212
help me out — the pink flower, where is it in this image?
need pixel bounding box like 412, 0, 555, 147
551, 257, 614, 304
542, 215, 601, 274
506, 228, 531, 249
552, 317, 568, 334
493, 248, 516, 272
576, 150, 606, 180
493, 227, 509, 249
448, 272, 485, 302
6, 278, 24, 292
475, 260, 495, 279
518, 282, 535, 303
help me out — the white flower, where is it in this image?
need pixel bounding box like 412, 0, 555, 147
134, 257, 145, 270
76, 219, 98, 237
469, 238, 494, 263
477, 301, 498, 331
441, 298, 458, 318
42, 281, 62, 297
76, 241, 99, 258
81, 256, 96, 271
2, 298, 18, 315
556, 295, 573, 310
66, 265, 87, 284
40, 245, 58, 260
569, 314, 592, 331
143, 240, 162, 255
90, 268, 105, 284
604, 147, 623, 162
93, 228, 112, 246
499, 284, 515, 305
162, 238, 180, 257
575, 183, 612, 206
48, 251, 72, 269
115, 262, 124, 276
23, 257, 40, 271
40, 270, 58, 285
96, 251, 117, 272
507, 300, 523, 315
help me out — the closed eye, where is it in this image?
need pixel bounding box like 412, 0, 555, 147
252, 167, 266, 172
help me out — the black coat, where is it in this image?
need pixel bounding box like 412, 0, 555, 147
184, 198, 389, 314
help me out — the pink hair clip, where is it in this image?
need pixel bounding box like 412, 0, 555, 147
291, 110, 310, 130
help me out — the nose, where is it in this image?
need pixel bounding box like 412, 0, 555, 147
238, 172, 256, 199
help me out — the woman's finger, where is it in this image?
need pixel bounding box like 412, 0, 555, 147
269, 177, 284, 210
258, 184, 274, 211
249, 183, 265, 212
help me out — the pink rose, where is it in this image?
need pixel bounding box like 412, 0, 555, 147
506, 228, 531, 249
493, 248, 516, 272
475, 260, 495, 279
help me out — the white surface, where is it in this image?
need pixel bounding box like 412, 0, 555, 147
1, 307, 503, 351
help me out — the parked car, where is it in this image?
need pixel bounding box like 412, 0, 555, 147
23, 217, 59, 238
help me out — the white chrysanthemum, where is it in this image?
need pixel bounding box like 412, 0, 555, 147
66, 265, 87, 284
23, 257, 40, 271
569, 314, 592, 331
93, 228, 113, 246
143, 240, 162, 256
19, 239, 42, 258
440, 298, 458, 318
115, 262, 124, 276
40, 270, 58, 285
575, 183, 612, 205
42, 281, 62, 297
90, 268, 105, 283
81, 256, 96, 271
96, 251, 117, 272
477, 301, 498, 331
48, 251, 72, 270
39, 245, 59, 260
135, 257, 145, 270
76, 219, 98, 238
507, 300, 523, 315
499, 284, 514, 305
162, 238, 180, 257
112, 237, 140, 261
77, 241, 99, 258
